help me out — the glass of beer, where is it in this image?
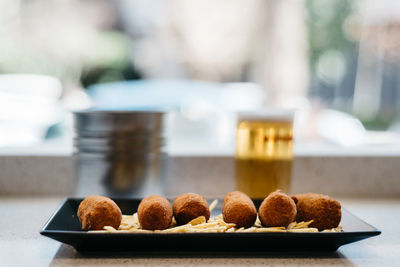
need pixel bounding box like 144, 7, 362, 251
235, 109, 294, 198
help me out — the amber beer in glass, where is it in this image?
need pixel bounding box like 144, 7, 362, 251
235, 110, 294, 198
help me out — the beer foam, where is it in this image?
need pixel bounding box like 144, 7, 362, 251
237, 109, 295, 122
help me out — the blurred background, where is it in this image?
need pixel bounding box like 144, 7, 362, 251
1, 0, 400, 153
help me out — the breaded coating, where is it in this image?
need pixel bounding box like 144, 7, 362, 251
78, 195, 122, 230
259, 190, 297, 227
137, 195, 173, 230
292, 193, 341, 231
173, 193, 210, 225
222, 191, 257, 228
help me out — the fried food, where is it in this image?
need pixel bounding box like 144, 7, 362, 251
172, 193, 210, 225
292, 193, 341, 231
222, 191, 257, 228
258, 190, 297, 227
137, 195, 173, 230
78, 195, 122, 230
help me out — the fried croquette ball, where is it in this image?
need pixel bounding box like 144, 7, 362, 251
137, 195, 173, 230
222, 191, 257, 228
77, 195, 122, 230
258, 190, 297, 227
292, 193, 341, 231
173, 193, 210, 225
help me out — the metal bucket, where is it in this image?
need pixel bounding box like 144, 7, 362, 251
73, 109, 168, 197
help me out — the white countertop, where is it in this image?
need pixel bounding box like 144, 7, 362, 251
0, 197, 398, 266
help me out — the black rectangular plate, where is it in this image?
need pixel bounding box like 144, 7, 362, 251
41, 198, 380, 252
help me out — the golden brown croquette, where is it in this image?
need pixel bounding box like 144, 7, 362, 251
292, 193, 341, 231
173, 193, 210, 225
258, 190, 297, 227
78, 195, 122, 230
222, 191, 257, 228
137, 195, 173, 230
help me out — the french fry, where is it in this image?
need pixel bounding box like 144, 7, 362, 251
288, 228, 319, 232
209, 199, 218, 212
103, 226, 117, 232
255, 227, 286, 232
188, 216, 206, 225
322, 227, 343, 232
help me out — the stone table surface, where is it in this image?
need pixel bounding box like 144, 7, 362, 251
0, 196, 399, 267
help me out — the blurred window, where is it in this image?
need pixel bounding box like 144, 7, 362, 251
1, 0, 400, 150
